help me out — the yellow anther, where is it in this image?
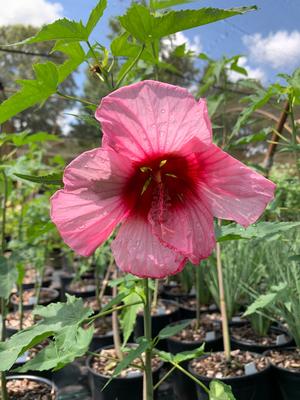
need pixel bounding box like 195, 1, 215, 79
140, 166, 152, 173
141, 176, 152, 195
165, 173, 177, 179
159, 159, 167, 168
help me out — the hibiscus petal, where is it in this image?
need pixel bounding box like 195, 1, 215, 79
51, 147, 133, 256
149, 186, 216, 264
196, 143, 276, 227
111, 215, 187, 279
51, 189, 128, 256
63, 147, 134, 195
96, 80, 212, 160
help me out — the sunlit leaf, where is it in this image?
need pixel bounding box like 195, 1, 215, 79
210, 380, 236, 400
86, 0, 107, 35
120, 5, 257, 43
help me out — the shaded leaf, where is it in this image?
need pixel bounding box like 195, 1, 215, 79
157, 320, 190, 340
243, 283, 287, 317
14, 172, 63, 186
0, 257, 18, 299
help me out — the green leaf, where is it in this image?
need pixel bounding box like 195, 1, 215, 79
14, 172, 63, 186
120, 5, 257, 43
0, 62, 58, 124
0, 257, 18, 300
216, 222, 300, 242
52, 41, 86, 83
155, 344, 205, 364
16, 326, 94, 372
86, 0, 107, 35
16, 19, 88, 45
157, 320, 190, 340
150, 0, 195, 10
243, 283, 287, 317
0, 295, 93, 372
229, 131, 269, 147
103, 340, 149, 390
232, 85, 279, 135
121, 292, 143, 346
209, 380, 236, 400
65, 113, 99, 128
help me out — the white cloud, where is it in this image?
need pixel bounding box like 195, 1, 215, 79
243, 30, 300, 70
227, 56, 266, 84
0, 0, 63, 26
161, 32, 202, 58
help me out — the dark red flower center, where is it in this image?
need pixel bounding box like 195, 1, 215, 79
123, 153, 199, 219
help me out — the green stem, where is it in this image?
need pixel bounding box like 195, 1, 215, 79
151, 279, 159, 310
151, 42, 159, 81
195, 267, 201, 330
18, 284, 23, 331
216, 220, 231, 362
153, 365, 176, 390
0, 170, 8, 400
85, 301, 143, 324
143, 278, 153, 400
171, 361, 210, 395
1, 170, 7, 254
116, 45, 145, 89
56, 91, 97, 107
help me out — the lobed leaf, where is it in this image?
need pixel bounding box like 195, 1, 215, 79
120, 5, 257, 43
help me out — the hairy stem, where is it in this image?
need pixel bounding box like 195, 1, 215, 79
0, 170, 8, 400
143, 278, 154, 400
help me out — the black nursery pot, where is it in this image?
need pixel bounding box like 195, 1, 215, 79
65, 279, 96, 299
178, 296, 218, 319
188, 353, 272, 400
10, 288, 60, 311
134, 300, 180, 348
264, 347, 300, 400
231, 325, 294, 354
86, 345, 163, 400
166, 319, 223, 400
7, 375, 58, 399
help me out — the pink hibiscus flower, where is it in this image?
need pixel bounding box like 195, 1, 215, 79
50, 80, 275, 278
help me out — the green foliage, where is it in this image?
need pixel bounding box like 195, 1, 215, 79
216, 221, 300, 242
0, 295, 93, 372
150, 0, 195, 10
120, 5, 256, 43
0, 256, 18, 299
209, 380, 236, 400
0, 62, 58, 124
157, 320, 190, 340
17, 326, 94, 372
155, 344, 205, 363
14, 172, 63, 186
